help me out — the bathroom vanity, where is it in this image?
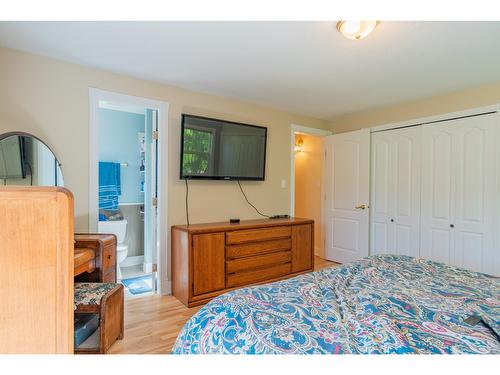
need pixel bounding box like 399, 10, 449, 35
74, 233, 117, 283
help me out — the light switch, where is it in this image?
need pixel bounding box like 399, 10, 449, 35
281, 179, 287, 188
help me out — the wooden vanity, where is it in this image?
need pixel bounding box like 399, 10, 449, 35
74, 233, 117, 283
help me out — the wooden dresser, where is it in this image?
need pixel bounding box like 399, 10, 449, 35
74, 233, 117, 283
172, 218, 314, 307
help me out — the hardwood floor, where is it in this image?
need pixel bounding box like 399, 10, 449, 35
108, 256, 338, 354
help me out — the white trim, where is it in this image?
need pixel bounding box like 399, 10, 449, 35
370, 104, 499, 133
121, 255, 144, 268
290, 124, 332, 260
88, 88, 170, 296
163, 281, 172, 296
495, 104, 500, 276
99, 102, 146, 115
142, 262, 153, 274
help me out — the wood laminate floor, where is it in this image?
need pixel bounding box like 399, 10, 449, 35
108, 256, 338, 354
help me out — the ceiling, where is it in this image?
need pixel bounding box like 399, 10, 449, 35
1, 21, 500, 120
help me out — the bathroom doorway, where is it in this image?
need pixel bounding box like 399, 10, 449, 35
89, 89, 169, 298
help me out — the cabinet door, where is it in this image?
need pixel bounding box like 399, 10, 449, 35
291, 224, 313, 272
192, 233, 225, 295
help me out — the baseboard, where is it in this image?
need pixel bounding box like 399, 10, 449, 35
160, 280, 172, 295
121, 255, 144, 268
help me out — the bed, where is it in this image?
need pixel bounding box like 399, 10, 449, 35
172, 255, 500, 354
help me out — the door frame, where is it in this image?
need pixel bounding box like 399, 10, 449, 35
290, 124, 332, 256
370, 104, 499, 133
88, 88, 170, 295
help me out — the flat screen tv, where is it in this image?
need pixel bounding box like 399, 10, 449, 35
180, 114, 267, 180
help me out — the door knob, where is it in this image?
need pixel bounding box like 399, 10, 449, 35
355, 204, 368, 210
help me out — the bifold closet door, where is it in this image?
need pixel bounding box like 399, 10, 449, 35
420, 113, 498, 276
371, 127, 421, 257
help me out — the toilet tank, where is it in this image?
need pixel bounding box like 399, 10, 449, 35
98, 219, 127, 243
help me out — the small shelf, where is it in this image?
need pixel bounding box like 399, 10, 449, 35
75, 327, 100, 353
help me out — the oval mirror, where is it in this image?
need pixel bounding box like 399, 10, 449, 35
0, 132, 64, 187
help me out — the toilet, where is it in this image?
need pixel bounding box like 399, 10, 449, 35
98, 219, 128, 280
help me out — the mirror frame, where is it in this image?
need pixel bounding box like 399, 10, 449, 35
0, 131, 63, 186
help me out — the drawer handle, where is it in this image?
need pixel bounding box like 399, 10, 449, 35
107, 254, 112, 260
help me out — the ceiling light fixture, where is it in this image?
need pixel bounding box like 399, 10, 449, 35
336, 21, 379, 40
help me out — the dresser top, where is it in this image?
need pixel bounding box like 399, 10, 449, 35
172, 217, 313, 234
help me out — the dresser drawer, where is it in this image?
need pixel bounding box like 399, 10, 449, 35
226, 238, 291, 259
226, 263, 291, 288
226, 226, 291, 245
102, 246, 116, 272
226, 250, 291, 274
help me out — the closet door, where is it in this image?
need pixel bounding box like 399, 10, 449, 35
421, 121, 455, 264
371, 132, 392, 255
370, 127, 421, 256
390, 127, 421, 257
421, 113, 498, 275
452, 114, 497, 275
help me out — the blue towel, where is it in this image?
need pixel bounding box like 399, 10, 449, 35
99, 162, 121, 210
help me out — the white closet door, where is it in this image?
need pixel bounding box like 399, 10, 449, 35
370, 127, 421, 256
324, 129, 370, 263
371, 132, 392, 255
421, 113, 498, 275
452, 115, 497, 275
391, 127, 421, 257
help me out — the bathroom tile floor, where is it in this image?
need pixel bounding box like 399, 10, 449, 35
121, 264, 146, 279
120, 265, 153, 298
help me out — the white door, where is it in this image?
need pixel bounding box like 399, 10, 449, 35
421, 113, 498, 275
371, 131, 392, 255
371, 127, 421, 256
324, 129, 370, 263
391, 127, 421, 257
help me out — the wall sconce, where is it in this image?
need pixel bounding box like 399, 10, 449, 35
294, 137, 304, 152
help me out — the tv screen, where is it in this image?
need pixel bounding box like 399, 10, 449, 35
180, 114, 267, 180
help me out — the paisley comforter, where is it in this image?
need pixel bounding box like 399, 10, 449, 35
172, 255, 500, 354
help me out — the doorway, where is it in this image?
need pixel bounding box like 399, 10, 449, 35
290, 124, 331, 259
89, 89, 169, 297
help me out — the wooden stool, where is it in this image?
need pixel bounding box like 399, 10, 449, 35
74, 283, 124, 354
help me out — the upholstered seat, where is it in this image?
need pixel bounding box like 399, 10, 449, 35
73, 282, 124, 354
74, 282, 120, 309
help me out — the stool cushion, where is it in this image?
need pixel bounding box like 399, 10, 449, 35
74, 283, 119, 309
